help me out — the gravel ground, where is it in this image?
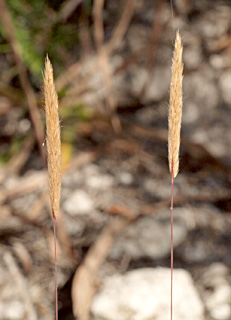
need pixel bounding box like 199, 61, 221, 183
0, 1, 231, 319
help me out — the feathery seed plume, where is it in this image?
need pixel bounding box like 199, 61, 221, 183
43, 56, 61, 218
168, 31, 183, 178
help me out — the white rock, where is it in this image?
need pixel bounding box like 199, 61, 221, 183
63, 190, 94, 216
211, 305, 231, 320
117, 172, 134, 185
202, 263, 229, 287
207, 285, 231, 307
92, 268, 204, 320
0, 301, 25, 320
87, 174, 113, 190
201, 263, 231, 320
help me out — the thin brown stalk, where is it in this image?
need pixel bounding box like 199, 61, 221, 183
0, 0, 46, 163
93, 0, 105, 51
43, 56, 61, 320
8, 135, 35, 175
98, 49, 121, 132
105, 0, 135, 55
93, 0, 121, 132
79, 1, 93, 57
140, 0, 164, 98
168, 31, 183, 320
170, 174, 174, 320
58, 0, 82, 23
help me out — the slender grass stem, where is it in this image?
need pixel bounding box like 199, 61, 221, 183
170, 172, 174, 320
52, 214, 58, 320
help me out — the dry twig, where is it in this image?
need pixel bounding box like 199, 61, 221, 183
140, 0, 164, 98
105, 0, 136, 55
93, 0, 121, 132
58, 0, 82, 22
0, 172, 46, 205
8, 135, 35, 175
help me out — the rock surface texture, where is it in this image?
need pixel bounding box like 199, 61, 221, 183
92, 268, 204, 320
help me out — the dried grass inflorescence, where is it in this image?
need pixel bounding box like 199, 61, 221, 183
168, 31, 183, 178
43, 56, 61, 218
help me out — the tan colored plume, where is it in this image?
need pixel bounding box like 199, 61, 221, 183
168, 31, 183, 178
43, 56, 61, 218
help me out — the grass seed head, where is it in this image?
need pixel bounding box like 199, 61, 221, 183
43, 56, 61, 218
168, 31, 183, 178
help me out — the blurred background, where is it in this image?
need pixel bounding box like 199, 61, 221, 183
0, 0, 231, 319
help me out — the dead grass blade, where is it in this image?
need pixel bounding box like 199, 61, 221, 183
0, 172, 46, 205
12, 241, 33, 274
27, 191, 49, 220
98, 50, 122, 132
8, 135, 35, 175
